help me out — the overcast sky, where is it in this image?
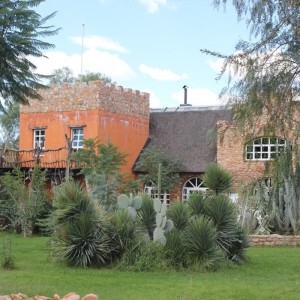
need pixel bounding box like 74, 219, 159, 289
33, 0, 249, 108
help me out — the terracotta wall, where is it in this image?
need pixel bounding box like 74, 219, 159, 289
19, 81, 150, 175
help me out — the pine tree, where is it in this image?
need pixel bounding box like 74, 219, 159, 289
0, 0, 59, 109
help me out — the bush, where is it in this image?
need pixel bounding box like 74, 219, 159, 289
187, 192, 207, 216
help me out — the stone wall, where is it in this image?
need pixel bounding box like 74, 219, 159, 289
20, 81, 150, 119
250, 234, 300, 246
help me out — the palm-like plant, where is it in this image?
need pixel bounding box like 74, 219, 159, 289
203, 163, 232, 194
183, 216, 223, 269
137, 194, 156, 239
49, 181, 112, 267
187, 192, 207, 216
110, 210, 136, 257
167, 201, 189, 230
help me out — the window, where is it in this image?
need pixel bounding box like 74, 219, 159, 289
182, 177, 208, 202
245, 137, 288, 161
33, 129, 45, 149
144, 182, 170, 205
71, 128, 84, 150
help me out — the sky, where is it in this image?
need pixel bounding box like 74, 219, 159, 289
32, 0, 249, 108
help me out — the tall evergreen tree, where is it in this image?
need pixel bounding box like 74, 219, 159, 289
202, 1, 300, 136
0, 0, 59, 109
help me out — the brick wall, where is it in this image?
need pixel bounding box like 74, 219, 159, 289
20, 80, 150, 119
250, 234, 300, 246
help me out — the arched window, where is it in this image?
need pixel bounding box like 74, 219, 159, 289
144, 182, 170, 205
182, 177, 208, 202
245, 137, 288, 160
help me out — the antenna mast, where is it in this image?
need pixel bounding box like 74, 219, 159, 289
80, 23, 85, 81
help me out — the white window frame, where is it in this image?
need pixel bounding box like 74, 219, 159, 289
245, 137, 288, 161
182, 177, 208, 202
33, 129, 45, 149
144, 182, 170, 206
71, 127, 84, 150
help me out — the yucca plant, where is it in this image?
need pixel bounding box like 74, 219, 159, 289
49, 181, 112, 268
187, 191, 207, 216
110, 210, 136, 257
183, 216, 223, 269
164, 230, 186, 269
137, 193, 156, 239
167, 201, 189, 230
203, 163, 232, 195
205, 194, 249, 263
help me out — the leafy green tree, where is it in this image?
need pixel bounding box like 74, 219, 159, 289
0, 165, 50, 236
0, 102, 20, 147
203, 1, 300, 135
70, 138, 127, 211
136, 146, 181, 194
0, 0, 59, 108
49, 67, 114, 85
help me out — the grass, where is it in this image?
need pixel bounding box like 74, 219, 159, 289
1, 233, 300, 300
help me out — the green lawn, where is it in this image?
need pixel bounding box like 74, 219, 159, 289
1, 233, 300, 300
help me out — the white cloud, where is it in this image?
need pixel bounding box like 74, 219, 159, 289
138, 0, 168, 13
171, 87, 224, 107
143, 89, 162, 108
207, 58, 224, 73
139, 64, 188, 81
70, 35, 128, 53
30, 48, 136, 81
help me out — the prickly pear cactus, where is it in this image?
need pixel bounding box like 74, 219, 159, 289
153, 198, 174, 246
117, 193, 142, 220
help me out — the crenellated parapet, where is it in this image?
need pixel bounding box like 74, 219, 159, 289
20, 80, 150, 119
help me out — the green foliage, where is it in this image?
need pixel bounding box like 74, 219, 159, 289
0, 166, 50, 236
188, 192, 207, 216
203, 0, 300, 136
183, 216, 224, 269
167, 201, 190, 231
0, 102, 20, 147
49, 67, 114, 85
71, 138, 127, 211
110, 210, 136, 257
0, 0, 60, 107
137, 194, 156, 239
49, 181, 112, 267
117, 237, 168, 271
1, 237, 16, 270
136, 146, 181, 192
203, 163, 232, 194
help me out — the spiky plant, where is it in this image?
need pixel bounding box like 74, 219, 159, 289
137, 193, 156, 239
167, 201, 189, 231
49, 181, 112, 268
110, 210, 136, 257
205, 194, 248, 263
165, 230, 186, 269
203, 163, 232, 195
187, 191, 207, 216
183, 216, 223, 269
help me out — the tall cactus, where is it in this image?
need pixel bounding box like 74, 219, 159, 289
117, 193, 142, 220
153, 163, 174, 245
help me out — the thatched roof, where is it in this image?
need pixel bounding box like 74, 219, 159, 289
133, 106, 232, 173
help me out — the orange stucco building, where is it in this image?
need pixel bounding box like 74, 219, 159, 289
19, 81, 150, 175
